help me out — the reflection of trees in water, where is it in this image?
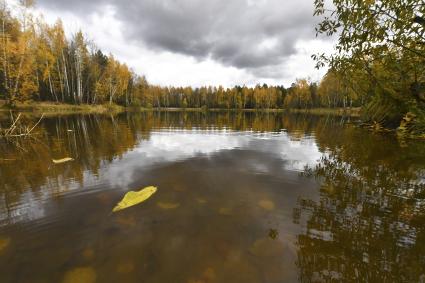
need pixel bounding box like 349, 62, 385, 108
295, 125, 425, 282
0, 114, 146, 218
130, 111, 350, 134
0, 111, 350, 223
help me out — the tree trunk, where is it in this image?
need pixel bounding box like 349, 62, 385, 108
56, 59, 64, 102
46, 61, 58, 102
62, 52, 70, 101
1, 7, 8, 91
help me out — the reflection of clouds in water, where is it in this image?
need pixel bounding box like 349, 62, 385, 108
139, 130, 249, 158
278, 136, 322, 171
103, 131, 251, 187
0, 180, 80, 226
243, 134, 322, 174
0, 191, 46, 226
103, 130, 323, 187
1, 129, 323, 225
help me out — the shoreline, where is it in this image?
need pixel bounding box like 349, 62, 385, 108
0, 102, 361, 117
288, 107, 361, 117
2, 102, 423, 139
0, 102, 125, 115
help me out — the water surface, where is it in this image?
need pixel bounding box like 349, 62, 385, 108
0, 112, 424, 282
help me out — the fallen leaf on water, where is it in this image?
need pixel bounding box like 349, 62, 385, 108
112, 186, 157, 213
157, 202, 180, 209
62, 267, 96, 283
258, 200, 275, 211
196, 198, 207, 204
0, 237, 11, 253
52, 157, 74, 164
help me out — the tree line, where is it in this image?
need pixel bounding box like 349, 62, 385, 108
2, 0, 423, 127
0, 0, 364, 110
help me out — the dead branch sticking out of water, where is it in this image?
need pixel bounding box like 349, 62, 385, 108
0, 112, 45, 138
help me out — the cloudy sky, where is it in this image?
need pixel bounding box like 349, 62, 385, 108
32, 0, 335, 87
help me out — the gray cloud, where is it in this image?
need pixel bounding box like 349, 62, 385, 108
37, 0, 321, 76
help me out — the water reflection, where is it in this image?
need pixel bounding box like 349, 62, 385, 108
0, 112, 324, 225
0, 111, 424, 282
296, 124, 425, 282
103, 129, 321, 188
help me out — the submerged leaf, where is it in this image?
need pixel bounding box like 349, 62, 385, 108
218, 207, 233, 216
117, 261, 135, 274
203, 267, 216, 281
82, 248, 95, 260
258, 200, 275, 211
112, 186, 157, 213
115, 215, 137, 228
173, 185, 187, 192
0, 237, 11, 253
157, 202, 180, 209
62, 267, 96, 283
53, 157, 74, 164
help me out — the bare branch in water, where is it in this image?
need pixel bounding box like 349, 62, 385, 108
0, 112, 45, 138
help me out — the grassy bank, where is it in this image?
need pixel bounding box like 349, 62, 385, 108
0, 101, 361, 117
1, 102, 125, 115
288, 107, 361, 117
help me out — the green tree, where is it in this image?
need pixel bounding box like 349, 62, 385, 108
313, 0, 425, 134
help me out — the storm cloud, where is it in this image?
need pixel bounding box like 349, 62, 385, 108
37, 0, 323, 76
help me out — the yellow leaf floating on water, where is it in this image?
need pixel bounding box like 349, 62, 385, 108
112, 186, 157, 213
157, 201, 180, 209
62, 267, 96, 283
0, 237, 11, 253
52, 157, 74, 164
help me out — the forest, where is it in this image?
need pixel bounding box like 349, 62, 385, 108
0, 1, 362, 110
0, 0, 424, 136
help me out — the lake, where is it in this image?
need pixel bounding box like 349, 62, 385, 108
0, 112, 424, 282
